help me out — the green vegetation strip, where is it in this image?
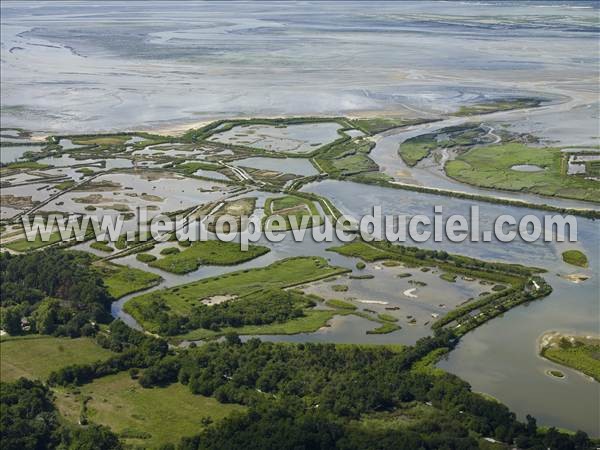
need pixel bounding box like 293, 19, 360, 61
325, 299, 357, 310
561, 250, 588, 268
148, 240, 269, 274
454, 98, 542, 116
5, 161, 50, 170
263, 195, 320, 231
90, 241, 114, 253
136, 253, 157, 263
366, 321, 402, 335
93, 262, 162, 299
291, 191, 345, 222
72, 135, 131, 146
377, 313, 399, 322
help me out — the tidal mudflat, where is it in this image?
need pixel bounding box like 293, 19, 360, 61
208, 122, 343, 154
38, 172, 230, 222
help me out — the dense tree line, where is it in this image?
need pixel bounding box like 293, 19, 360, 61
157, 289, 312, 335
177, 399, 479, 450
38, 320, 593, 449
0, 250, 112, 337
175, 399, 590, 450
48, 320, 169, 386
137, 332, 591, 450
0, 378, 121, 450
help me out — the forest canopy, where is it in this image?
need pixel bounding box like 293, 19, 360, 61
0, 250, 112, 337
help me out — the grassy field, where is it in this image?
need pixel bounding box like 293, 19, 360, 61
332, 153, 378, 174
196, 306, 404, 340
148, 240, 270, 274
175, 310, 345, 341
561, 250, 589, 268
541, 335, 600, 382
0, 335, 114, 382
398, 135, 438, 166
264, 195, 320, 231
4, 230, 62, 252
314, 137, 378, 177
445, 143, 599, 202
94, 262, 162, 299
55, 371, 245, 448
125, 257, 350, 332
270, 195, 312, 212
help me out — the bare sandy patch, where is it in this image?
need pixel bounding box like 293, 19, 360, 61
201, 295, 237, 306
